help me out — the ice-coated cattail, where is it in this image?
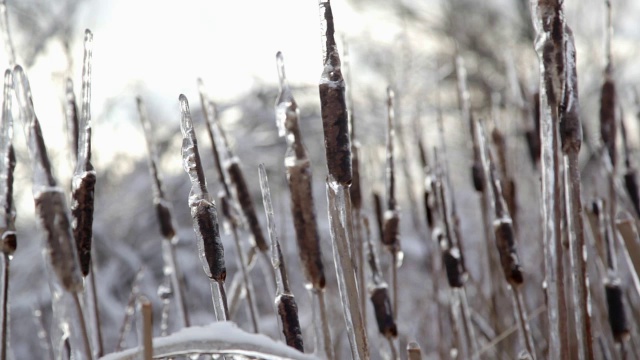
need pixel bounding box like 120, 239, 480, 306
559, 28, 581, 155
493, 218, 524, 286
179, 94, 226, 284
70, 29, 96, 276
0, 70, 15, 255
318, 0, 351, 185
382, 87, 400, 251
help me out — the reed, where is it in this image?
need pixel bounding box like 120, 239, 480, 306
179, 94, 229, 321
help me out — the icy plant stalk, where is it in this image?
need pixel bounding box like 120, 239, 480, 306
530, 1, 569, 358
13, 66, 92, 360
137, 97, 189, 329
364, 214, 398, 357
0, 70, 14, 360
179, 94, 228, 321
382, 87, 401, 322
274, 52, 332, 358
64, 78, 79, 165
559, 29, 593, 360
258, 164, 304, 352
476, 119, 535, 359
318, 1, 369, 358
71, 29, 96, 278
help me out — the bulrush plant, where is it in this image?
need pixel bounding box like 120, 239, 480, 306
197, 81, 260, 332
258, 164, 304, 352
179, 94, 229, 321
137, 97, 190, 329
530, 1, 570, 357
274, 52, 333, 359
0, 70, 14, 360
317, 0, 369, 359
13, 65, 92, 360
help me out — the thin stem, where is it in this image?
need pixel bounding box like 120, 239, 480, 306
391, 251, 398, 322
311, 289, 333, 359
511, 286, 535, 359
210, 281, 230, 321
87, 261, 103, 357
229, 218, 259, 333
0, 254, 8, 360
71, 292, 93, 360
139, 297, 152, 360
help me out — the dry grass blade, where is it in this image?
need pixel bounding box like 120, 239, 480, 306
179, 94, 228, 320
258, 164, 304, 352
318, 0, 351, 186
71, 29, 96, 277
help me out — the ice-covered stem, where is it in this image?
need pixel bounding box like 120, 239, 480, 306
137, 97, 190, 328
490, 127, 517, 230
364, 218, 397, 340
64, 78, 79, 164
179, 94, 228, 320
326, 180, 369, 359
197, 79, 231, 198
0, 69, 15, 256
530, 1, 569, 358
258, 164, 304, 352
13, 66, 92, 360
559, 28, 594, 360
71, 29, 96, 277
116, 268, 144, 352
0, 1, 15, 67
318, 0, 351, 186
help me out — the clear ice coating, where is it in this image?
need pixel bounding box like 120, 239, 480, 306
275, 52, 304, 160
71, 29, 97, 277
179, 94, 226, 284
64, 78, 79, 163
0, 69, 15, 250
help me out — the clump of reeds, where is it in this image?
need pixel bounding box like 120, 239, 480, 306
179, 94, 228, 320
274, 51, 332, 358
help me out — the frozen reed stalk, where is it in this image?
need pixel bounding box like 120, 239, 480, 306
179, 94, 228, 321
13, 65, 92, 360
530, 1, 570, 358
274, 52, 332, 358
364, 217, 397, 356
0, 1, 15, 67
137, 97, 189, 329
318, 2, 368, 358
71, 29, 96, 277
64, 78, 79, 165
406, 342, 421, 360
383, 87, 401, 322
116, 268, 144, 352
559, 28, 594, 360
0, 70, 14, 360
137, 296, 153, 360
258, 164, 304, 352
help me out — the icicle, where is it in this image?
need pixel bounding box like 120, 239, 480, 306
137, 97, 189, 329
179, 94, 228, 320
274, 52, 332, 358
258, 164, 304, 352
71, 29, 96, 277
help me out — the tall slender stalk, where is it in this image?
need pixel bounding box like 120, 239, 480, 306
559, 28, 593, 360
258, 164, 304, 352
0, 69, 14, 360
136, 296, 152, 360
274, 52, 332, 358
137, 97, 189, 329
179, 94, 228, 321
530, 1, 569, 357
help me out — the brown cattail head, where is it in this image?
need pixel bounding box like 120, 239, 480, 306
442, 246, 465, 288
471, 162, 485, 192
373, 191, 384, 243
276, 294, 304, 352
623, 172, 640, 218
226, 161, 268, 252
605, 280, 630, 343
382, 209, 400, 251
370, 286, 397, 338
494, 218, 524, 286
525, 91, 541, 166
350, 141, 362, 210
600, 82, 616, 167
287, 161, 326, 289
560, 27, 582, 154
318, 0, 351, 186
71, 170, 96, 276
